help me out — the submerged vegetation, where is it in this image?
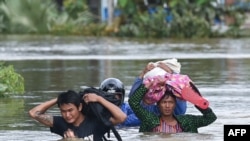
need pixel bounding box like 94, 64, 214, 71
0, 0, 248, 38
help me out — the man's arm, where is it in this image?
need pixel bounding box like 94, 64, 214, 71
83, 93, 127, 125
28, 98, 57, 127
119, 103, 141, 127
128, 77, 143, 98
195, 105, 217, 126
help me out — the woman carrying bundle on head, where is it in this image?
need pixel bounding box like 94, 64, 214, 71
128, 58, 217, 133
129, 58, 187, 116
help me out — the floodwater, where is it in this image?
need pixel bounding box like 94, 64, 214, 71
0, 35, 250, 141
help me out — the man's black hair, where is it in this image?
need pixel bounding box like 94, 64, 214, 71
57, 90, 81, 108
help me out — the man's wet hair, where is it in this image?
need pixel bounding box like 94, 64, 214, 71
57, 90, 81, 108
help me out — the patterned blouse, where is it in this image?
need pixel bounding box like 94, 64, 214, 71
152, 118, 183, 133
128, 85, 217, 133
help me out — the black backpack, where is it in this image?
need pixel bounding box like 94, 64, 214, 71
79, 87, 122, 141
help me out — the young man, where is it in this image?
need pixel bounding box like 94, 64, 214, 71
29, 90, 126, 140
128, 82, 217, 133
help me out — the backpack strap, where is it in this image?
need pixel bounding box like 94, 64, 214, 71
102, 126, 122, 141
110, 126, 122, 141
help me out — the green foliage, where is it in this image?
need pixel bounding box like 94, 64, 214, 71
169, 2, 212, 38
117, 5, 212, 38
0, 0, 96, 35
0, 62, 25, 97
64, 0, 88, 20
0, 0, 247, 38
49, 10, 95, 35
117, 0, 245, 38
117, 0, 137, 16
121, 8, 171, 38
0, 0, 58, 33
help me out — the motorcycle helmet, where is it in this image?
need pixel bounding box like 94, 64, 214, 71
100, 78, 125, 104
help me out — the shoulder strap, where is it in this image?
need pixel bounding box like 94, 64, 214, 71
110, 126, 122, 141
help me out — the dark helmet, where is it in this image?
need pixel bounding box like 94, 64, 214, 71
100, 78, 125, 103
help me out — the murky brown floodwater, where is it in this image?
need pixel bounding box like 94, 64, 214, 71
1, 35, 250, 141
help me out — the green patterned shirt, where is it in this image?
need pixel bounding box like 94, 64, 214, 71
128, 85, 217, 133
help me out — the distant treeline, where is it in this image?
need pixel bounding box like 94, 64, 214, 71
0, 0, 248, 38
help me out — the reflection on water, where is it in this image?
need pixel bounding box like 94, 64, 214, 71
1, 35, 250, 141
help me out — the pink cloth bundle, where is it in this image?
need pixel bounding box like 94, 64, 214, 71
143, 73, 191, 104
143, 73, 209, 109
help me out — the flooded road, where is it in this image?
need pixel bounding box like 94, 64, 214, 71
0, 35, 250, 141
